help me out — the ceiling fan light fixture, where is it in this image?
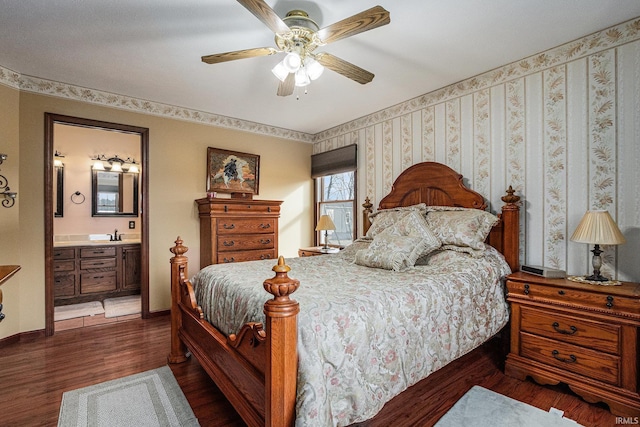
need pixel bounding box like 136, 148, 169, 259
282, 52, 301, 73
305, 57, 324, 80
271, 61, 289, 82
294, 68, 310, 87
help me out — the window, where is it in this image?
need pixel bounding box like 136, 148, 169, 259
311, 144, 357, 247
317, 171, 356, 246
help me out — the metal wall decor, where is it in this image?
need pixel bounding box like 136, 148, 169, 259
0, 153, 17, 208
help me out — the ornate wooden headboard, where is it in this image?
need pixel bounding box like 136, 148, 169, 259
362, 162, 520, 271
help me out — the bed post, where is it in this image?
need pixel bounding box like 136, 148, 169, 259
168, 237, 189, 364
362, 197, 373, 236
263, 256, 300, 427
500, 186, 521, 272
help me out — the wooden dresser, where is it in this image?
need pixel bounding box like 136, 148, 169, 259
196, 198, 282, 269
505, 271, 640, 416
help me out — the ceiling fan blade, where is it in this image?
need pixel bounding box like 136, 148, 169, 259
277, 73, 295, 97
316, 5, 390, 45
201, 47, 278, 64
237, 0, 291, 34
316, 53, 374, 84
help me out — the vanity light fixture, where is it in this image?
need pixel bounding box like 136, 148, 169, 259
0, 153, 17, 208
91, 154, 140, 173
54, 150, 65, 167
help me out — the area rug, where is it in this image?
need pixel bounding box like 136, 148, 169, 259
435, 385, 583, 427
103, 295, 140, 318
58, 366, 199, 427
54, 301, 105, 321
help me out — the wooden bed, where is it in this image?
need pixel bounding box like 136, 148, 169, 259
168, 161, 521, 427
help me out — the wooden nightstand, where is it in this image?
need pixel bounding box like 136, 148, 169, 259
505, 271, 640, 416
298, 246, 340, 257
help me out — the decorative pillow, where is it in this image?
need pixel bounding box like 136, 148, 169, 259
354, 232, 429, 271
425, 207, 499, 251
365, 203, 427, 239
355, 211, 441, 271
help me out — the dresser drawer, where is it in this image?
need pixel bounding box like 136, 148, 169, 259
204, 202, 280, 215
80, 270, 117, 293
217, 218, 276, 235
53, 248, 75, 260
80, 258, 117, 270
508, 280, 638, 316
520, 306, 620, 354
54, 274, 76, 297
217, 249, 276, 264
520, 332, 620, 385
53, 260, 75, 272
80, 247, 116, 258
217, 234, 275, 252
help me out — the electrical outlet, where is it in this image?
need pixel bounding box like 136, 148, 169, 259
129, 221, 135, 229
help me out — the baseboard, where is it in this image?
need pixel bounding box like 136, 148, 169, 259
0, 328, 45, 346
147, 309, 170, 318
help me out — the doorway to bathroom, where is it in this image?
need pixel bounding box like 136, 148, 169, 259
44, 113, 149, 336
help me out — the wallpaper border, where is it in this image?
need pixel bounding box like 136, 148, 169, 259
315, 16, 640, 142
0, 65, 315, 143
1, 17, 638, 145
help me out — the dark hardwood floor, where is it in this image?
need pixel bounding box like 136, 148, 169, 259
0, 316, 619, 426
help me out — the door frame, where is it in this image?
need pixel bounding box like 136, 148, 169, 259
44, 113, 150, 336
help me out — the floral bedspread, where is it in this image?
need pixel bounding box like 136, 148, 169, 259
192, 241, 511, 427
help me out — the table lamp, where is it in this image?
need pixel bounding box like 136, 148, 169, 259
570, 210, 626, 282
315, 214, 336, 252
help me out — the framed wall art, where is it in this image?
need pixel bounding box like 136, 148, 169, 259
206, 147, 260, 196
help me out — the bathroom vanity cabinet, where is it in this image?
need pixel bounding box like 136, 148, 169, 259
53, 243, 141, 305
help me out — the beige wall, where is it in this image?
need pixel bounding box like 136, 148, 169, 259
54, 123, 142, 235
0, 84, 21, 337
0, 91, 313, 338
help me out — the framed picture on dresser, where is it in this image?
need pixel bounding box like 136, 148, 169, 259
206, 147, 260, 195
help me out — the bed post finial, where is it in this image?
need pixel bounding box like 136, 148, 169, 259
362, 197, 373, 236
168, 237, 189, 364
263, 256, 299, 426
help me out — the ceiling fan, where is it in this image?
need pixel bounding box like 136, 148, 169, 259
201, 0, 390, 97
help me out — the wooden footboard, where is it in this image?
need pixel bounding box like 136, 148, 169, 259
168, 238, 300, 427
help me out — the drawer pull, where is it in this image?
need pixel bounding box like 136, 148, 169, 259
223, 241, 235, 247
552, 322, 577, 335
223, 257, 235, 263
260, 254, 272, 260
552, 350, 577, 364
223, 224, 235, 230
259, 223, 271, 229
558, 290, 565, 295
260, 239, 271, 244
93, 251, 105, 254
606, 295, 614, 308
523, 284, 530, 295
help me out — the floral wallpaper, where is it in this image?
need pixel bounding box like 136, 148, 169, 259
1, 16, 639, 280
314, 16, 640, 281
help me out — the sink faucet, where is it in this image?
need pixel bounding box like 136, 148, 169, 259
110, 229, 121, 241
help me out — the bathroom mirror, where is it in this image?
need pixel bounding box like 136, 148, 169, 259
91, 170, 139, 217
53, 165, 64, 217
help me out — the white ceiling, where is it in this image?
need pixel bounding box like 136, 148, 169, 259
2, 0, 640, 136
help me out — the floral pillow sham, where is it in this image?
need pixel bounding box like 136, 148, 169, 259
425, 206, 499, 252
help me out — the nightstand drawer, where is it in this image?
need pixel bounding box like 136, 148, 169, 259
520, 332, 620, 385
521, 306, 620, 354
508, 280, 638, 315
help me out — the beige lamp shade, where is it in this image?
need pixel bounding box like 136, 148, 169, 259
570, 210, 626, 245
315, 214, 336, 231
